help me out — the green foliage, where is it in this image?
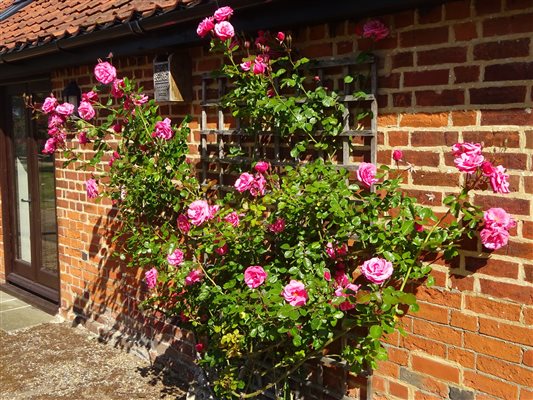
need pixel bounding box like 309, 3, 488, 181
50, 28, 486, 400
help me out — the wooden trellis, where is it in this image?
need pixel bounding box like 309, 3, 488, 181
200, 55, 378, 190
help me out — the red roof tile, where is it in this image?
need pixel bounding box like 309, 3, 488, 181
0, 0, 200, 54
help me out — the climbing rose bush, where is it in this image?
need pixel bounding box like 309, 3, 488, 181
36, 7, 516, 399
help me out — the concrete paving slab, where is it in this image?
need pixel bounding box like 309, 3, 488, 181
0, 298, 31, 312
0, 290, 16, 302
0, 306, 55, 332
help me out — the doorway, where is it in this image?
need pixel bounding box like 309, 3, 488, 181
0, 80, 59, 302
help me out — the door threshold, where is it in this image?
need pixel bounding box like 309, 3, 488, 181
1, 280, 59, 315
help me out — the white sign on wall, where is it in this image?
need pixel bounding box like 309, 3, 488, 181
153, 60, 170, 102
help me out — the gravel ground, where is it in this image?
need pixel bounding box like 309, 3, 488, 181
0, 322, 189, 400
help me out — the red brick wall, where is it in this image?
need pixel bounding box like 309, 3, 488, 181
46, 0, 532, 398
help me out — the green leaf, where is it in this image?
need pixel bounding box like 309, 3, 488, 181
369, 325, 382, 339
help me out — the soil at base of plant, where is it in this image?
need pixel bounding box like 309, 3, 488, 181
0, 322, 189, 399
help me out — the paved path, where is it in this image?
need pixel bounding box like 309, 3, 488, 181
0, 290, 189, 400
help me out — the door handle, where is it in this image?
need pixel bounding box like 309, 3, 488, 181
21, 198, 32, 203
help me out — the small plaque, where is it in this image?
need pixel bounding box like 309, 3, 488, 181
153, 60, 170, 102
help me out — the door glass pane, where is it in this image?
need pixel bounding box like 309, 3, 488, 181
12, 95, 32, 263
35, 91, 59, 272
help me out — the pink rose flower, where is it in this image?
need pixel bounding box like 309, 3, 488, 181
454, 152, 484, 174
197, 17, 215, 37
224, 211, 240, 227
276, 31, 285, 41
214, 21, 235, 41
452, 142, 482, 157
323, 270, 332, 281
483, 208, 516, 230
108, 151, 120, 167
167, 249, 184, 266
112, 123, 122, 133
79, 131, 89, 144
415, 223, 424, 232
362, 20, 389, 41
48, 113, 65, 128
326, 242, 336, 259
244, 266, 267, 289
132, 94, 149, 106
240, 61, 252, 71
94, 61, 117, 84
213, 6, 233, 22
254, 161, 270, 174
481, 161, 496, 176
55, 102, 75, 116
249, 174, 266, 197
111, 79, 125, 98
282, 280, 308, 307
42, 95, 58, 113
392, 149, 403, 161
195, 343, 205, 352
480, 227, 509, 250
334, 271, 350, 287
269, 218, 286, 233
357, 162, 378, 188
152, 118, 174, 140
42, 137, 57, 154
185, 269, 203, 286
177, 214, 191, 233
253, 56, 268, 75
81, 90, 98, 103
208, 205, 220, 220
85, 178, 99, 199
145, 267, 158, 289
489, 165, 510, 194
187, 200, 211, 226
215, 244, 228, 255
335, 283, 361, 300
234, 172, 255, 192
360, 257, 393, 285
78, 101, 95, 120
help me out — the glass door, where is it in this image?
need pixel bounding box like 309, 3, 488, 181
3, 81, 59, 302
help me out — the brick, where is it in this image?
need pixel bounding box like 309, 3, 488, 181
404, 69, 450, 87
525, 263, 533, 282
400, 334, 447, 358
399, 150, 440, 167
379, 73, 400, 88
481, 109, 533, 125
480, 277, 533, 304
483, 13, 533, 36
389, 380, 409, 399
454, 65, 479, 83
450, 310, 478, 331
395, 10, 415, 28
417, 5, 442, 24
479, 318, 533, 346
336, 41, 353, 55
524, 350, 533, 367
415, 286, 462, 309
475, 195, 529, 216
464, 256, 520, 279
399, 367, 448, 397
418, 47, 467, 66
470, 86, 526, 105
477, 355, 532, 386
415, 90, 464, 106
400, 113, 448, 127
413, 171, 460, 187
463, 370, 518, 400
505, 240, 533, 261
302, 43, 333, 58
506, 0, 533, 10
415, 301, 449, 324
411, 131, 458, 146
379, 114, 399, 127
448, 386, 474, 400
465, 294, 521, 321
449, 274, 474, 291
392, 52, 414, 69
461, 130, 520, 148
400, 27, 449, 47
485, 62, 533, 82
475, 0, 502, 15
451, 111, 476, 126
393, 92, 412, 108
376, 360, 399, 378
445, 1, 471, 19
473, 39, 530, 60
464, 331, 522, 362
411, 355, 460, 383
447, 348, 475, 369
453, 22, 478, 41
413, 319, 462, 346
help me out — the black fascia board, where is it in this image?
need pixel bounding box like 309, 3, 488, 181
0, 0, 448, 83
